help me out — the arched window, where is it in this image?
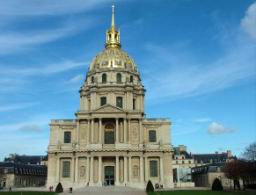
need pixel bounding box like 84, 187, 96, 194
91, 76, 94, 83
116, 73, 122, 83
130, 75, 133, 83
104, 124, 115, 144
102, 73, 107, 83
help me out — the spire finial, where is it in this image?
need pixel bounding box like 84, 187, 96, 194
105, 5, 121, 49
111, 5, 115, 28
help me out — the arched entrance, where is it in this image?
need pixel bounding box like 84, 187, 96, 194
104, 166, 115, 186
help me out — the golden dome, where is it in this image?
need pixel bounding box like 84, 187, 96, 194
89, 5, 137, 72
89, 47, 137, 72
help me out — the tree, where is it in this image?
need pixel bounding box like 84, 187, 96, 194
212, 178, 223, 191
243, 142, 256, 161
224, 159, 256, 190
146, 180, 154, 193
223, 160, 244, 190
55, 182, 63, 193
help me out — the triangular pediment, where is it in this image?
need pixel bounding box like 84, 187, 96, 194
94, 104, 124, 113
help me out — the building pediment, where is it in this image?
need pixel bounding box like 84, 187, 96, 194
94, 104, 124, 113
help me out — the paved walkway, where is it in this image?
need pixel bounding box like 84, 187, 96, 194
62, 186, 147, 195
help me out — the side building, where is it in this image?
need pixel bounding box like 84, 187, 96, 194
0, 155, 47, 189
172, 145, 235, 188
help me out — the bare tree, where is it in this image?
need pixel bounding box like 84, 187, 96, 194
243, 141, 256, 161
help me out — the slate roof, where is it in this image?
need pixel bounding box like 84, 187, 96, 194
4, 155, 46, 165
193, 153, 231, 163
0, 162, 47, 176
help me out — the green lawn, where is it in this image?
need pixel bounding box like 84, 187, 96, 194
0, 192, 55, 195
149, 191, 255, 195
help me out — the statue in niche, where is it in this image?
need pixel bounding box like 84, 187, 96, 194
80, 166, 86, 178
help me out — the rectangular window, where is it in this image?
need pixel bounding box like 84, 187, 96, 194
116, 96, 123, 108
100, 97, 107, 106
64, 131, 71, 143
150, 160, 158, 177
133, 98, 136, 110
149, 130, 156, 142
62, 161, 70, 178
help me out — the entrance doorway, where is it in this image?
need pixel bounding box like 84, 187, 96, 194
104, 166, 115, 186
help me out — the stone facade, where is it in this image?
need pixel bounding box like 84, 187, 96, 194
47, 6, 173, 189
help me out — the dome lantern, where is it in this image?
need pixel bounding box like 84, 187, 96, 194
105, 5, 121, 49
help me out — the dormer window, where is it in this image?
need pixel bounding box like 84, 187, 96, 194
116, 73, 122, 83
100, 97, 107, 106
102, 73, 107, 83
130, 75, 133, 83
116, 96, 123, 108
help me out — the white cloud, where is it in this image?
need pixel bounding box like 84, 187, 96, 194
194, 118, 211, 123
0, 60, 86, 77
241, 2, 256, 41
0, 102, 38, 112
0, 18, 94, 54
143, 39, 256, 101
0, 0, 110, 16
19, 124, 42, 133
208, 122, 235, 134
69, 74, 84, 84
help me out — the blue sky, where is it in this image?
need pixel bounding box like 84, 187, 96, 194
0, 0, 255, 160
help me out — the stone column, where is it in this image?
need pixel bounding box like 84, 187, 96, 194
116, 156, 119, 185
160, 156, 164, 184
98, 156, 102, 185
124, 119, 127, 143
140, 156, 144, 183
128, 156, 132, 183
77, 121, 80, 145
144, 157, 148, 182
87, 119, 90, 144
139, 119, 143, 144
72, 157, 75, 182
124, 156, 128, 184
116, 118, 119, 143
90, 157, 94, 185
128, 119, 130, 143
56, 156, 60, 183
86, 157, 90, 183
99, 118, 102, 144
91, 119, 94, 143
75, 156, 79, 183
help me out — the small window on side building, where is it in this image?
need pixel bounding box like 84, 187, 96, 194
64, 131, 71, 143
148, 130, 156, 142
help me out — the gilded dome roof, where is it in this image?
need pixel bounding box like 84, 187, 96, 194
89, 5, 137, 72
89, 47, 137, 72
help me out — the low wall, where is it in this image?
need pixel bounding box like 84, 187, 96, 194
174, 182, 195, 188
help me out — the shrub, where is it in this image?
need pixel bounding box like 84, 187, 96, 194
146, 180, 154, 192
55, 182, 63, 193
212, 178, 223, 191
